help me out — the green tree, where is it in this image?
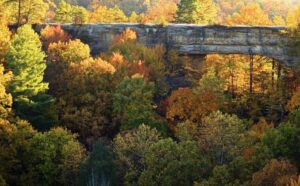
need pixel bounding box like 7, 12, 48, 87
263, 123, 300, 165
54, 0, 88, 23
6, 25, 57, 130
23, 127, 86, 186
6, 24, 47, 97
139, 138, 211, 186
175, 0, 217, 24
201, 111, 247, 165
54, 0, 73, 23
113, 76, 164, 131
73, 5, 88, 24
78, 141, 116, 186
113, 124, 161, 185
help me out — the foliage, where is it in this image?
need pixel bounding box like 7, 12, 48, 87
0, 118, 37, 185
46, 39, 90, 96
89, 5, 128, 23
290, 176, 300, 186
263, 123, 300, 165
79, 141, 116, 186
111, 29, 137, 48
0, 23, 10, 63
113, 76, 160, 131
47, 39, 90, 66
286, 2, 300, 28
56, 57, 116, 145
144, 0, 177, 24
54, 0, 88, 23
7, 25, 47, 98
23, 127, 86, 186
139, 138, 211, 186
114, 124, 161, 185
167, 70, 225, 123
200, 111, 247, 165
175, 0, 217, 24
287, 86, 300, 112
6, 25, 57, 130
0, 65, 12, 118
226, 3, 273, 25
3, 0, 50, 24
40, 25, 71, 49
54, 0, 74, 23
1, 1, 300, 185
252, 159, 298, 186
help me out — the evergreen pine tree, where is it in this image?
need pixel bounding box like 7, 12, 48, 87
6, 25, 57, 130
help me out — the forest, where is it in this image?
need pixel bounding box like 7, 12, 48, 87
0, 0, 300, 186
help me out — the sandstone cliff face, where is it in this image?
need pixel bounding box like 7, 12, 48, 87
34, 23, 297, 65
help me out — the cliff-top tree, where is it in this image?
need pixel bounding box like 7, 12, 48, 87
6, 25, 57, 130
175, 0, 217, 24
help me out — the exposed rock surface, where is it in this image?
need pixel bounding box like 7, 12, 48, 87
34, 23, 299, 65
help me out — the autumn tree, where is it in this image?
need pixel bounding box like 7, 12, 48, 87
286, 2, 300, 28
89, 4, 128, 23
167, 69, 225, 123
56, 57, 116, 146
252, 159, 298, 186
0, 23, 11, 63
47, 39, 90, 66
167, 88, 203, 122
226, 3, 273, 26
3, 0, 50, 25
114, 124, 161, 185
0, 119, 36, 186
175, 0, 217, 24
109, 29, 168, 98
0, 65, 12, 119
144, 0, 177, 24
40, 25, 71, 49
46, 39, 90, 96
6, 25, 57, 130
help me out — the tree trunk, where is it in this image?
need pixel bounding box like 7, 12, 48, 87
272, 59, 275, 88
277, 63, 282, 87
17, 0, 21, 27
249, 55, 254, 94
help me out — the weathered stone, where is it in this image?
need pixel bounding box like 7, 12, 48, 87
33, 23, 299, 66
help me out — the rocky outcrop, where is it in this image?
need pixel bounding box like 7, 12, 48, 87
34, 23, 299, 65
